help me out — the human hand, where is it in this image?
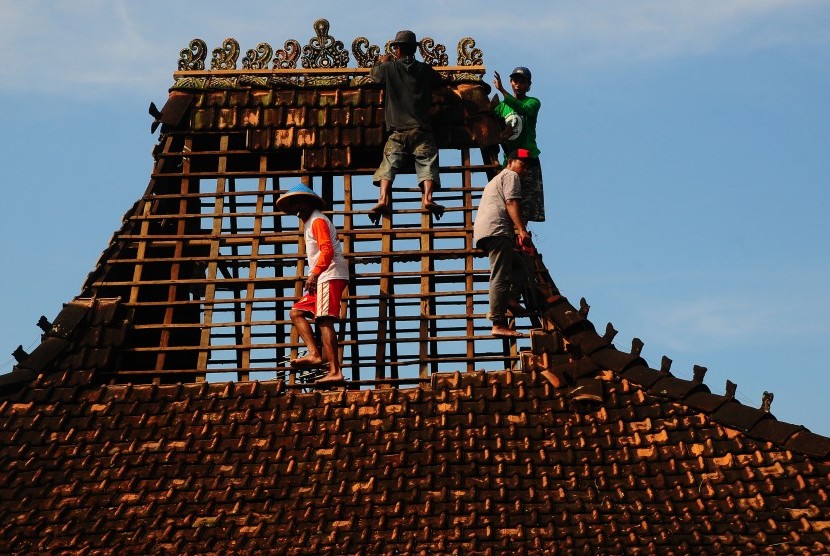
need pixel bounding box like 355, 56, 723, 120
518, 234, 536, 256
305, 273, 319, 294
492, 71, 503, 92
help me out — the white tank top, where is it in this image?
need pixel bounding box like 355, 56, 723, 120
304, 210, 349, 282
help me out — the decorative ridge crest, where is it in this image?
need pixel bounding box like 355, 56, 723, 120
178, 39, 207, 71
242, 42, 273, 70
419, 37, 448, 67
176, 19, 485, 73
301, 18, 349, 69
352, 37, 381, 69
211, 38, 240, 70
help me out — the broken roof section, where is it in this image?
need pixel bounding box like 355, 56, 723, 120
5, 20, 829, 458
11, 19, 512, 386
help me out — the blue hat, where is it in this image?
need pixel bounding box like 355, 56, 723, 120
275, 184, 326, 213
510, 66, 532, 81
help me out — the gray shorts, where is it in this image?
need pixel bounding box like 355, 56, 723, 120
373, 128, 441, 188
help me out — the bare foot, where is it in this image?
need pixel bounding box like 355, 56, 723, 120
290, 355, 325, 368
368, 203, 391, 225
491, 324, 520, 338
316, 372, 345, 384
423, 201, 445, 220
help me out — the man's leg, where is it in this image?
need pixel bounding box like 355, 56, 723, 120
289, 308, 324, 367
421, 179, 445, 219
484, 237, 520, 337
413, 131, 445, 219
369, 179, 393, 224
315, 317, 344, 382
370, 133, 403, 224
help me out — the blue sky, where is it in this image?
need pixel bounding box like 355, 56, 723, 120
1, 0, 828, 434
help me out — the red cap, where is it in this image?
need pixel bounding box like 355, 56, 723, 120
507, 148, 532, 160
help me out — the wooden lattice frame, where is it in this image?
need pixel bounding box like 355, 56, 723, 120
83, 128, 532, 385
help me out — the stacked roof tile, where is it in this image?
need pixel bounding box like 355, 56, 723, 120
2, 19, 830, 555
162, 77, 496, 173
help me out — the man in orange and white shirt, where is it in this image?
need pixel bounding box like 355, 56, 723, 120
276, 184, 349, 383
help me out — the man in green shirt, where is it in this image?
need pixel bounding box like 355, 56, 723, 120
493, 66, 545, 223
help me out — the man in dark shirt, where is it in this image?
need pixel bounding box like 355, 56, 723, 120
369, 30, 445, 224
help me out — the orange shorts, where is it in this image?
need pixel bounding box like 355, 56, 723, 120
292, 279, 348, 319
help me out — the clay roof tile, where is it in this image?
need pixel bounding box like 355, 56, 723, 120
785, 430, 830, 459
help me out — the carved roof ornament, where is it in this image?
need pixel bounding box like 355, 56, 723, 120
352, 37, 382, 68
457, 37, 483, 66
419, 37, 448, 66
273, 40, 301, 69
211, 38, 240, 70
301, 18, 349, 69
242, 42, 273, 70
178, 39, 207, 71
173, 20, 487, 90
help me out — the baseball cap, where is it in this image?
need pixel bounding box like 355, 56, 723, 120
509, 66, 532, 82
507, 148, 531, 160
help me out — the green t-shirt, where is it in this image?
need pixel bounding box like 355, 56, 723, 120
493, 94, 541, 159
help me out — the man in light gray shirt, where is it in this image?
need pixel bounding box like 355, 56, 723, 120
473, 148, 533, 337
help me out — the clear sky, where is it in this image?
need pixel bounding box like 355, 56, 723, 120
1, 0, 828, 434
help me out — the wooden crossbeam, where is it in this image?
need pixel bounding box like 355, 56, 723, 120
88, 133, 539, 384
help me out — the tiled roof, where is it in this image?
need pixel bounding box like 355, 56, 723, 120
2, 298, 126, 395
2, 364, 830, 554
3, 277, 830, 554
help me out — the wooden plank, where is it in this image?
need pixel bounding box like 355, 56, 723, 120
271, 176, 289, 377
148, 163, 498, 180
237, 157, 270, 380
374, 203, 392, 380
419, 195, 434, 379
341, 174, 361, 381
462, 147, 477, 373
196, 134, 230, 374
129, 135, 175, 306
153, 174, 191, 374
